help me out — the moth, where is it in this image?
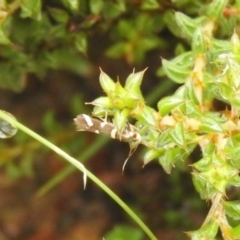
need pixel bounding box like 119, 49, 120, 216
74, 114, 141, 143
74, 114, 143, 171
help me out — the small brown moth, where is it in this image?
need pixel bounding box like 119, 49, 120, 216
74, 114, 142, 171
74, 114, 141, 143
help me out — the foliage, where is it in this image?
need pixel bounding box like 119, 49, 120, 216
80, 0, 240, 239
0, 0, 167, 91
1, 0, 240, 239
104, 224, 144, 240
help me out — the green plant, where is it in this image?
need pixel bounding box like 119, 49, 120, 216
73, 0, 240, 239
2, 0, 240, 239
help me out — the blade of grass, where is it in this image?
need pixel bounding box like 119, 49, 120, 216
0, 110, 87, 186
0, 110, 158, 240
36, 135, 109, 197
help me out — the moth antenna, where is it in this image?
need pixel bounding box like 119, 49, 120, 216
122, 144, 138, 174
122, 156, 130, 174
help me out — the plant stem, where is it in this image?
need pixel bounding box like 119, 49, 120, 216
0, 110, 158, 240
201, 192, 223, 227
36, 136, 109, 197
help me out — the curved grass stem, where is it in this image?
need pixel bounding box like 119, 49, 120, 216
0, 110, 158, 240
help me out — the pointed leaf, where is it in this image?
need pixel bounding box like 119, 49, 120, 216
61, 0, 80, 12
192, 172, 217, 199
124, 69, 145, 100
88, 96, 114, 108
113, 109, 130, 133
193, 156, 213, 172
228, 175, 240, 187
47, 7, 69, 23
158, 148, 188, 174
162, 58, 190, 83
75, 33, 87, 55
20, 0, 41, 20
231, 31, 240, 56
92, 106, 114, 117
186, 220, 218, 239
175, 12, 206, 39
199, 116, 223, 133
230, 224, 240, 238
171, 51, 193, 67
206, 0, 227, 19
132, 106, 157, 127
170, 122, 185, 147
224, 201, 240, 220
141, 0, 160, 10
90, 0, 104, 14
158, 153, 172, 174
157, 96, 184, 116
99, 70, 116, 95
192, 26, 206, 54
143, 148, 164, 165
